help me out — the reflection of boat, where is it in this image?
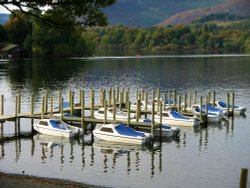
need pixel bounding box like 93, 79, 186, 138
33, 119, 83, 138
34, 133, 74, 148
94, 108, 135, 120
138, 119, 180, 137
155, 110, 200, 127
213, 101, 247, 115
93, 139, 143, 155
93, 124, 153, 144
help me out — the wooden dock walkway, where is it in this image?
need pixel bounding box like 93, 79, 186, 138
0, 88, 236, 132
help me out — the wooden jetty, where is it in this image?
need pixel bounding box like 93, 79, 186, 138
0, 88, 236, 134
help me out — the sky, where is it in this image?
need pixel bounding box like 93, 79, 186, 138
0, 5, 14, 14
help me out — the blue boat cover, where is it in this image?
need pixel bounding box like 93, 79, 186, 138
162, 125, 171, 129
115, 124, 145, 137
143, 119, 152, 123
218, 101, 238, 108
170, 111, 189, 120
201, 105, 222, 112
50, 120, 66, 130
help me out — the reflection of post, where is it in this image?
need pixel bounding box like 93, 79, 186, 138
15, 137, 21, 162
81, 144, 86, 169
135, 151, 140, 171
127, 152, 131, 174
0, 134, 4, 159
112, 153, 117, 169
41, 145, 47, 161
0, 122, 3, 138
104, 154, 108, 173
151, 148, 155, 178
31, 133, 35, 156
60, 145, 64, 167
70, 141, 74, 162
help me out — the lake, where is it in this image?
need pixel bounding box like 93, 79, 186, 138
0, 54, 250, 188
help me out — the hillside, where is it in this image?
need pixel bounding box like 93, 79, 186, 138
156, 0, 250, 27
103, 0, 224, 27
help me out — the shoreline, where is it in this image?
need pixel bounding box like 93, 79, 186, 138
0, 171, 103, 188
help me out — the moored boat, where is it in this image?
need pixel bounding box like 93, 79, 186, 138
94, 107, 135, 121
93, 123, 153, 144
33, 119, 83, 138
155, 109, 200, 127
214, 100, 247, 115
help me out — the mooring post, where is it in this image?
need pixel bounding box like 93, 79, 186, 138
90, 89, 94, 119
151, 102, 155, 134
205, 95, 209, 115
100, 88, 103, 107
15, 95, 18, 117
18, 94, 21, 115
50, 96, 53, 117
81, 91, 85, 129
200, 96, 203, 121
188, 91, 192, 108
108, 88, 112, 106
173, 89, 177, 108
136, 99, 141, 122
232, 92, 235, 116
119, 92, 123, 110
31, 94, 34, 115
116, 86, 120, 104
127, 101, 131, 127
145, 92, 148, 111
113, 98, 116, 120
41, 96, 45, 119
58, 91, 62, 112
240, 168, 248, 188
104, 100, 107, 124
60, 97, 64, 120
164, 93, 167, 111
227, 93, 230, 114
159, 101, 163, 125
178, 95, 181, 113
208, 91, 211, 104
0, 95, 4, 116
70, 91, 74, 117
212, 91, 216, 107
157, 89, 161, 112
183, 94, 187, 112
125, 91, 129, 109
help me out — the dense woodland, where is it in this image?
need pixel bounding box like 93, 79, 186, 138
1, 11, 250, 56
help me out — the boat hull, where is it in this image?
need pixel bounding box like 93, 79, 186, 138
33, 125, 75, 138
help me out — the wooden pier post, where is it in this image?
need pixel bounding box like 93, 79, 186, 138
127, 101, 131, 127
41, 97, 45, 119
70, 91, 74, 117
44, 90, 49, 114
188, 91, 192, 108
178, 95, 181, 113
90, 89, 94, 119
183, 94, 187, 112
50, 96, 53, 116
227, 93, 230, 114
108, 88, 112, 106
116, 86, 120, 103
0, 95, 4, 116
113, 99, 116, 120
173, 89, 177, 108
157, 89, 161, 112
60, 97, 64, 119
240, 168, 248, 188
119, 92, 123, 110
81, 90, 85, 129
58, 91, 62, 112
168, 90, 171, 106
151, 102, 155, 134
31, 94, 34, 115
142, 88, 145, 101
125, 91, 129, 109
232, 92, 235, 116
212, 91, 216, 107
136, 99, 141, 122
104, 100, 107, 124
200, 96, 203, 121
205, 95, 209, 115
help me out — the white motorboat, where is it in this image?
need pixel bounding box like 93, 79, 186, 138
191, 105, 222, 123
214, 100, 247, 115
33, 119, 83, 138
155, 110, 200, 127
94, 108, 135, 121
93, 123, 153, 144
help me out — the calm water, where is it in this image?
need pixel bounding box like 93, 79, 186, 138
0, 55, 250, 188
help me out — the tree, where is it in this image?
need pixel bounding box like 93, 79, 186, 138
0, 0, 116, 28
0, 25, 7, 42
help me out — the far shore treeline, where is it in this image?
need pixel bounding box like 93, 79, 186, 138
1, 11, 250, 57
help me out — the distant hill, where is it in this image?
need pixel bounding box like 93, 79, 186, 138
156, 0, 250, 27
104, 0, 224, 27
0, 14, 9, 24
